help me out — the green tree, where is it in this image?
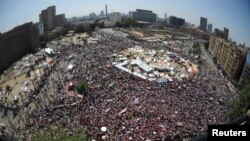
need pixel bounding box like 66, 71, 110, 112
26, 70, 36, 91
33, 61, 42, 80
60, 28, 69, 36
40, 34, 49, 48
115, 21, 122, 27
5, 85, 14, 100
0, 86, 3, 95
122, 17, 138, 27
74, 24, 86, 33
32, 127, 88, 141
98, 22, 105, 28
76, 80, 88, 94
82, 38, 87, 44
227, 84, 250, 121
90, 23, 97, 31
87, 31, 92, 37
189, 42, 201, 55
94, 19, 100, 23
77, 36, 81, 45
30, 65, 35, 74
193, 42, 201, 54
204, 42, 209, 50
29, 65, 37, 91
60, 23, 73, 36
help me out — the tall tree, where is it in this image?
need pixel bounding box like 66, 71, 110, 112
77, 36, 81, 45
5, 85, 15, 100
0, 86, 3, 95
0, 86, 5, 103
27, 70, 36, 91
34, 60, 42, 77
227, 84, 250, 120
30, 65, 36, 78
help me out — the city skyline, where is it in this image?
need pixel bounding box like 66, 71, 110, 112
0, 0, 250, 46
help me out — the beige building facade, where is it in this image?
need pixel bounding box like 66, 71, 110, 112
208, 35, 248, 79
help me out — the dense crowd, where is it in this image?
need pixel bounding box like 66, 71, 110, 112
0, 29, 235, 140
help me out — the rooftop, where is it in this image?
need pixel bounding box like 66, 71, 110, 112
136, 9, 153, 13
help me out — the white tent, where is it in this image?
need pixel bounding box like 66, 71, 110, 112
67, 64, 74, 70
44, 48, 54, 54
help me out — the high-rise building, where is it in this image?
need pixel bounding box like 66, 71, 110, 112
47, 6, 56, 30
129, 9, 157, 23
164, 13, 167, 26
100, 11, 104, 16
169, 16, 185, 28
239, 50, 250, 88
89, 12, 97, 19
207, 24, 213, 34
214, 27, 229, 40
39, 6, 66, 32
109, 12, 121, 23
105, 4, 108, 16
39, 9, 48, 31
200, 17, 207, 32
224, 27, 229, 40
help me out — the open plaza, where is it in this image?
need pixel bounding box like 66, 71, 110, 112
0, 28, 239, 140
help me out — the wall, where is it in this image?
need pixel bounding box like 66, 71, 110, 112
0, 22, 39, 73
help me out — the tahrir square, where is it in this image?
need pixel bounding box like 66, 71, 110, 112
0, 4, 250, 141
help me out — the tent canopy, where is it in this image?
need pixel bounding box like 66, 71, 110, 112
157, 78, 168, 85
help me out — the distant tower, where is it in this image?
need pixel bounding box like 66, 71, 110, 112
105, 4, 108, 16
200, 17, 207, 32
224, 27, 229, 40
207, 24, 213, 34
164, 13, 167, 26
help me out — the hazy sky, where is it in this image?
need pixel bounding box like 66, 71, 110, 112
0, 0, 249, 46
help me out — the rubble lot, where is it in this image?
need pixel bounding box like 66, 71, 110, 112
113, 46, 198, 82
119, 28, 191, 42
0, 28, 238, 141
